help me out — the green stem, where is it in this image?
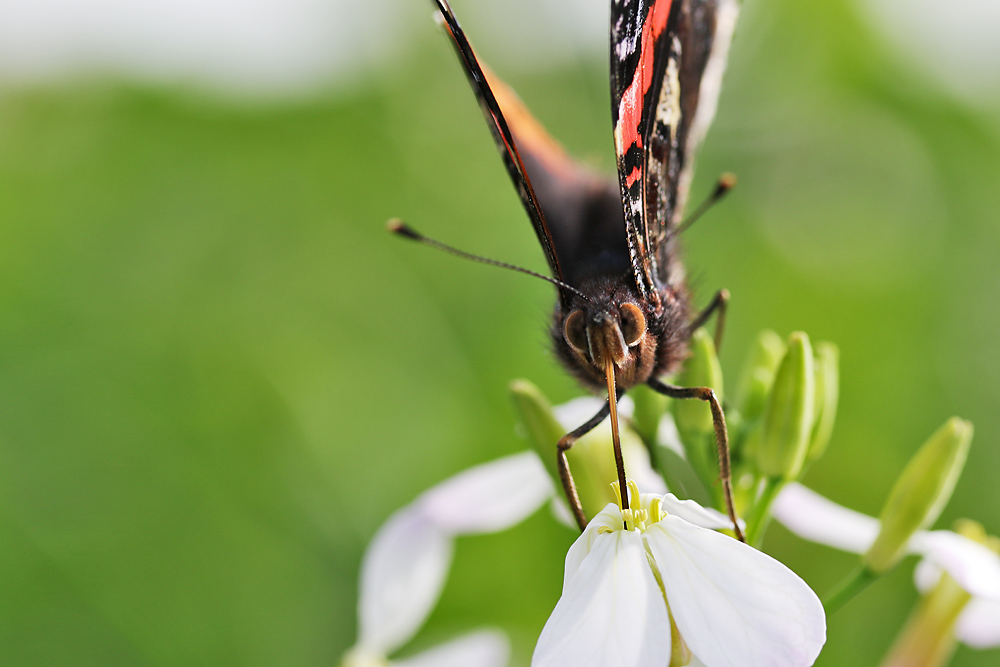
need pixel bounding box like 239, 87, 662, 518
744, 476, 784, 547
823, 565, 879, 615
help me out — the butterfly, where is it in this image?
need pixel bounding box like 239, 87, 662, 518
393, 0, 743, 539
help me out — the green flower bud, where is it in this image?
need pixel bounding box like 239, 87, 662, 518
509, 379, 564, 483
509, 379, 648, 519
864, 418, 973, 574
734, 329, 786, 423
671, 328, 723, 475
672, 329, 722, 450
806, 342, 839, 463
756, 332, 815, 480
630, 383, 668, 446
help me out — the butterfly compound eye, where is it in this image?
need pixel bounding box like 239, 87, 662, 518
619, 303, 646, 347
563, 310, 588, 354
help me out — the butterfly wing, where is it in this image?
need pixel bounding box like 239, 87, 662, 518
434, 0, 628, 304
611, 0, 739, 293
484, 71, 628, 293
433, 0, 567, 291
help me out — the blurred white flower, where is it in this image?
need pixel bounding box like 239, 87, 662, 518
0, 0, 607, 96
342, 451, 554, 667
913, 559, 1000, 650
772, 482, 1000, 648
532, 482, 826, 667
859, 0, 1000, 104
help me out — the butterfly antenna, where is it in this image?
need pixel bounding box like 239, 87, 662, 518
672, 172, 737, 238
388, 219, 592, 303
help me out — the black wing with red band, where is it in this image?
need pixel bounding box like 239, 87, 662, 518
432, 0, 737, 308
611, 0, 738, 298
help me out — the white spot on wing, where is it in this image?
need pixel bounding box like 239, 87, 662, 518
655, 38, 682, 145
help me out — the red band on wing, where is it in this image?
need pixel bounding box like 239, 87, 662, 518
615, 0, 672, 158
625, 164, 642, 189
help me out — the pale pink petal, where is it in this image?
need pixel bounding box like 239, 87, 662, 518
358, 507, 452, 654
956, 598, 1000, 648
908, 530, 1000, 599
532, 529, 671, 667
646, 517, 825, 667
393, 630, 510, 667
419, 451, 553, 535
772, 482, 879, 553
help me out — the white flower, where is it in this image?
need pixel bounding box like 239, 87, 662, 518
532, 482, 827, 667
772, 482, 1000, 648
343, 451, 554, 667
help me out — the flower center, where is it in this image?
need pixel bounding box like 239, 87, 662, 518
340, 647, 390, 667
602, 480, 666, 533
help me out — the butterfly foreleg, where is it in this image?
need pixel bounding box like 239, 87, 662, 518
556, 400, 613, 532
688, 288, 730, 352
647, 377, 745, 542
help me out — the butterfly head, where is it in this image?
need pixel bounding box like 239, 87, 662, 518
558, 292, 660, 392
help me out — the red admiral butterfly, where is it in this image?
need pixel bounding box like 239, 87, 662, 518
393, 0, 742, 539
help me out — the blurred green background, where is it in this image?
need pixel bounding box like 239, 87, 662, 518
0, 0, 998, 664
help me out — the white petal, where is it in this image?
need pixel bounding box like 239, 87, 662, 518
358, 507, 453, 654
549, 495, 578, 529
771, 482, 879, 553
562, 503, 623, 591
956, 597, 1000, 648
532, 529, 671, 667
908, 530, 1000, 599
418, 451, 553, 535
553, 396, 606, 429
554, 396, 634, 430
392, 629, 510, 667
659, 493, 739, 531
912, 558, 942, 594
772, 486, 1000, 601
646, 516, 826, 667
656, 413, 687, 459
625, 442, 668, 495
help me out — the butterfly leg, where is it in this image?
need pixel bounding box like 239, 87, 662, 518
557, 401, 612, 532
647, 377, 745, 542
689, 288, 729, 352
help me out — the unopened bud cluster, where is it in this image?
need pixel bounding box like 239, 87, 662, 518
513, 328, 973, 565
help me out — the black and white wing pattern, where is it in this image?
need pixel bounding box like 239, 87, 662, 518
611, 0, 739, 295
